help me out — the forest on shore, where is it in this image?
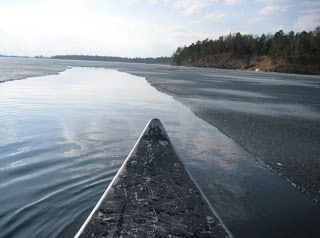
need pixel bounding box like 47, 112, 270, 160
171, 26, 320, 74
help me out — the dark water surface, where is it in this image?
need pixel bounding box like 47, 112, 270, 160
0, 61, 319, 237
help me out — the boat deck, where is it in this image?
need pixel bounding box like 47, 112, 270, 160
76, 119, 231, 237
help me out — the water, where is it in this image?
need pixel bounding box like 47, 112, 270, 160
0, 59, 320, 237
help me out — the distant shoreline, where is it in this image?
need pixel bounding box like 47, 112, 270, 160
2, 54, 319, 75
0, 54, 171, 65
51, 55, 171, 65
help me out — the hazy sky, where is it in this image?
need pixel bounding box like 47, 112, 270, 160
0, 0, 319, 57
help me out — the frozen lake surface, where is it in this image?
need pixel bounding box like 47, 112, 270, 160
0, 57, 320, 237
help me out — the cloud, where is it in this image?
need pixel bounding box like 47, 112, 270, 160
134, 0, 217, 15
294, 3, 320, 31
258, 4, 287, 15
190, 20, 201, 25
130, 0, 160, 4
171, 0, 216, 15
247, 16, 264, 23
255, 0, 287, 3
294, 10, 320, 31
255, 0, 275, 3
224, 0, 241, 5
204, 11, 226, 21
298, 0, 320, 7
0, 0, 209, 57
1, 0, 314, 56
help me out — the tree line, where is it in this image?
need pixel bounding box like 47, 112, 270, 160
172, 26, 320, 65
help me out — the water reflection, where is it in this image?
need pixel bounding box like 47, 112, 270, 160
0, 67, 319, 238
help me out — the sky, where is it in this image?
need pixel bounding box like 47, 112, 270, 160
0, 0, 319, 57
